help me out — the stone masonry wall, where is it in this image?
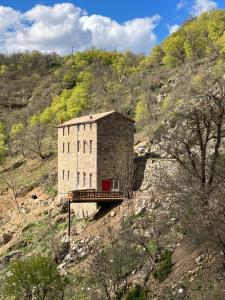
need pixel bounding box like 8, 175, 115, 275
97, 113, 134, 192
58, 122, 98, 218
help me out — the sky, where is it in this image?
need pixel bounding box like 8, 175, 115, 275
0, 0, 224, 55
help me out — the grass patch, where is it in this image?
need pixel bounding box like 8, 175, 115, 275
14, 219, 70, 254
0, 156, 57, 195
147, 241, 158, 257
123, 210, 146, 227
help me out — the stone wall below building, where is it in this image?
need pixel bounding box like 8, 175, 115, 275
134, 156, 177, 192
71, 202, 99, 219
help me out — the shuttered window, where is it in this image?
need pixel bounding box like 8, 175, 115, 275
90, 140, 93, 153
68, 143, 70, 153
77, 172, 80, 186
83, 172, 86, 187
89, 173, 92, 188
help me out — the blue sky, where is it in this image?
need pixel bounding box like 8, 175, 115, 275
0, 0, 224, 55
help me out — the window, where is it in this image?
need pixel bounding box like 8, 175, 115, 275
83, 124, 86, 130
83, 172, 86, 187
62, 170, 65, 180
63, 127, 65, 136
78, 125, 80, 131
63, 143, 65, 153
90, 140, 93, 154
68, 126, 70, 135
68, 143, 70, 153
83, 141, 86, 153
77, 172, 80, 186
112, 180, 120, 192
89, 173, 92, 188
90, 123, 92, 130
67, 170, 70, 181
77, 141, 80, 152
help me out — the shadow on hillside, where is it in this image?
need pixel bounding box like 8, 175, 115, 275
133, 152, 160, 191
2, 159, 26, 173
93, 202, 121, 221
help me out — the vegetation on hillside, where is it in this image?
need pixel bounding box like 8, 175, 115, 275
0, 9, 225, 300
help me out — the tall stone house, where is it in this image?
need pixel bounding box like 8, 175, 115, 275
58, 110, 134, 217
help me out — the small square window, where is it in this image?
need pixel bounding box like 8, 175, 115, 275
83, 141, 86, 153
62, 170, 65, 180
68, 127, 70, 135
63, 127, 65, 136
63, 143, 65, 153
77, 141, 80, 152
67, 170, 70, 181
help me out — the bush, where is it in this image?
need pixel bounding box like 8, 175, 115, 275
126, 285, 149, 300
1, 255, 70, 300
153, 249, 173, 282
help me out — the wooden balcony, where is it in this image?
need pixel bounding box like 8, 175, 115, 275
68, 189, 124, 203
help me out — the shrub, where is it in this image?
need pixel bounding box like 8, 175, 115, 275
126, 285, 149, 300
153, 249, 173, 282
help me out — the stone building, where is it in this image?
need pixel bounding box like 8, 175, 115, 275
58, 110, 134, 217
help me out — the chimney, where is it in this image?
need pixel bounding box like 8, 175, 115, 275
90, 115, 93, 119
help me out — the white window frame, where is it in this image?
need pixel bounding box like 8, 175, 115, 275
112, 180, 120, 192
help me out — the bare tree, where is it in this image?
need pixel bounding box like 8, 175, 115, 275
26, 122, 47, 159
154, 65, 225, 255
0, 160, 22, 212
156, 69, 225, 198
89, 224, 142, 300
112, 139, 134, 198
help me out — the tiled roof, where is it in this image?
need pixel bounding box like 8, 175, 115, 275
58, 110, 134, 127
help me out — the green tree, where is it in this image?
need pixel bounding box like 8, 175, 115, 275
162, 33, 185, 67
0, 122, 7, 163
1, 255, 70, 300
10, 123, 25, 157
0, 64, 9, 75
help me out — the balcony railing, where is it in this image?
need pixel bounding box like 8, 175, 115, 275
68, 189, 124, 203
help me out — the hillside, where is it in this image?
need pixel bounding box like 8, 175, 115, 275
0, 9, 225, 300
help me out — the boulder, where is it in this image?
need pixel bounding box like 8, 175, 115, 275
20, 207, 30, 214
110, 211, 116, 217
0, 251, 22, 270
195, 254, 205, 264
2, 232, 13, 245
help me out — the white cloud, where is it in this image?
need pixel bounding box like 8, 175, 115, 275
177, 0, 188, 10
80, 15, 161, 53
0, 3, 160, 54
168, 24, 180, 35
191, 0, 217, 16
0, 6, 22, 52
